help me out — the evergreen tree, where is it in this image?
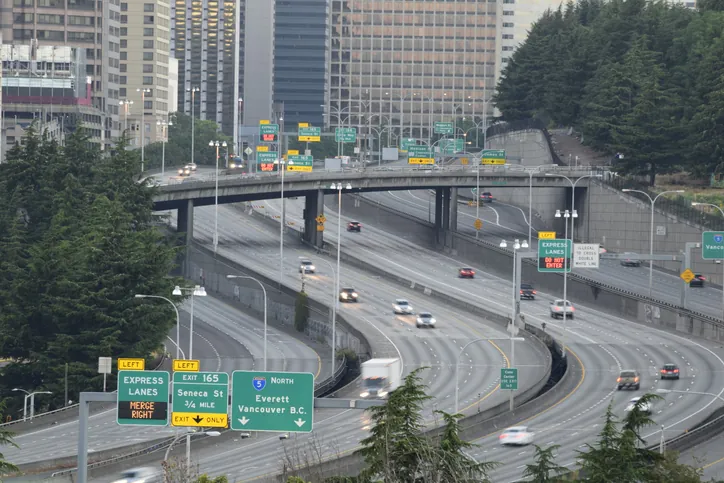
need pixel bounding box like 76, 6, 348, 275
522, 444, 568, 482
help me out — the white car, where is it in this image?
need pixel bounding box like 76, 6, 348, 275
625, 396, 652, 414
393, 299, 414, 314
111, 467, 161, 483
550, 299, 575, 319
499, 426, 534, 446
416, 312, 436, 328
299, 259, 316, 274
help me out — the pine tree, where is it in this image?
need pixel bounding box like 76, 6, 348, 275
522, 444, 568, 482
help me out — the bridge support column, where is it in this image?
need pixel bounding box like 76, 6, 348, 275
450, 187, 458, 232
303, 190, 324, 248
434, 188, 444, 244
177, 199, 194, 277
442, 187, 451, 232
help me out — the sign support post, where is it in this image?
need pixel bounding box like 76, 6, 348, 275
78, 392, 116, 483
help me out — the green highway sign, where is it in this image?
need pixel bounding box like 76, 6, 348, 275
259, 124, 279, 142
172, 372, 229, 428
434, 122, 454, 135
501, 368, 518, 390
287, 154, 313, 172
440, 138, 464, 154
257, 152, 279, 163
538, 239, 572, 273
407, 145, 431, 158
335, 127, 357, 143
298, 126, 321, 142
400, 138, 417, 152
231, 370, 314, 433
481, 149, 507, 165
702, 231, 724, 260
117, 370, 169, 426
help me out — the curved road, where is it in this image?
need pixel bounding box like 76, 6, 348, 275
8, 296, 322, 466
364, 189, 724, 319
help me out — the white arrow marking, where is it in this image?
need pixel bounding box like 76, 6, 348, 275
238, 417, 250, 426
294, 418, 305, 427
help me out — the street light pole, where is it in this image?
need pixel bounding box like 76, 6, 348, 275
227, 275, 268, 370
157, 119, 172, 177
209, 140, 227, 253
137, 88, 150, 172
188, 87, 200, 166
454, 337, 524, 414
329, 182, 352, 378
13, 389, 52, 421
692, 202, 724, 316
135, 294, 181, 359
623, 189, 685, 297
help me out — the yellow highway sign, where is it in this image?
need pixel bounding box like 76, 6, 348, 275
408, 157, 435, 165
316, 224, 324, 232
316, 215, 327, 223
287, 149, 299, 155
287, 165, 313, 172
298, 135, 321, 142
172, 412, 228, 428
538, 231, 556, 239
461, 157, 469, 165
680, 268, 695, 283
256, 145, 269, 152
481, 158, 506, 165
259, 120, 270, 125
118, 358, 145, 371
298, 122, 309, 128
474, 219, 483, 230
173, 359, 200, 372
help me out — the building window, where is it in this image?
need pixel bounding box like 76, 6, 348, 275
144, 100, 153, 110
143, 28, 154, 36
120, 14, 127, 24
37, 30, 66, 41
502, 57, 510, 63
143, 76, 153, 85
144, 3, 154, 11
120, 39, 127, 48
67, 0, 95, 10
120, 27, 127, 36
503, 22, 514, 28
502, 34, 514, 39
144, 16, 154, 24
143, 64, 153, 73
143, 40, 154, 49
120, 88, 126, 97
37, 14, 64, 24
14, 13, 34, 23
121, 2, 127, 11
86, 48, 95, 59
143, 52, 154, 61
120, 76, 127, 84
503, 10, 514, 15
503, 0, 515, 3
37, 0, 64, 7
13, 0, 34, 6
120, 64, 127, 72
120, 52, 127, 60
13, 29, 33, 40
68, 15, 94, 26
502, 46, 514, 51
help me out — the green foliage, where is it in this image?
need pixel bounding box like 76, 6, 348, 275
0, 403, 18, 475
294, 291, 309, 333
523, 444, 568, 482
0, 125, 181, 414
140, 112, 233, 170
494, 0, 724, 185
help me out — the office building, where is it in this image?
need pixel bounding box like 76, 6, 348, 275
1, 44, 105, 160
242, 0, 274, 127
328, 0, 495, 144
119, 0, 172, 146
273, 0, 328, 128
171, 0, 242, 141
0, 0, 121, 151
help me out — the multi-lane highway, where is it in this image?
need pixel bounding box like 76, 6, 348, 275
7, 295, 324, 467
362, 189, 724, 319
135, 199, 548, 482
244, 193, 724, 481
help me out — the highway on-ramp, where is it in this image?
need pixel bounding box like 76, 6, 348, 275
363, 189, 724, 319
253, 194, 724, 482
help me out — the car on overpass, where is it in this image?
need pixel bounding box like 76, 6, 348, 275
520, 283, 536, 300
549, 299, 574, 319
347, 221, 362, 232
689, 274, 706, 287
177, 165, 192, 176
620, 252, 641, 267
339, 287, 359, 302
479, 191, 494, 203
458, 267, 475, 278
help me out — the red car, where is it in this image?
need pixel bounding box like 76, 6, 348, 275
459, 267, 475, 279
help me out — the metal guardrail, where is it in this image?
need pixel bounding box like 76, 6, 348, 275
0, 354, 169, 428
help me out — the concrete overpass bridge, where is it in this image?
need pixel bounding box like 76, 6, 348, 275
153, 164, 609, 248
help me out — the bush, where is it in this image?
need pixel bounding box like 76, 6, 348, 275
294, 291, 309, 333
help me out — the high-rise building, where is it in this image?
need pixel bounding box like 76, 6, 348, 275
273, 0, 328, 128
171, 0, 242, 140
119, 0, 172, 146
328, 0, 495, 144
0, 0, 121, 151
242, 0, 274, 127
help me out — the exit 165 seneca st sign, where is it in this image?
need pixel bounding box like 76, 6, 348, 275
231, 371, 314, 433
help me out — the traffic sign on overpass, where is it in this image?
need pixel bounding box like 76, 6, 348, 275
231, 370, 314, 433
702, 231, 724, 259
400, 138, 417, 152
172, 371, 229, 428
335, 127, 357, 143
407, 145, 431, 158
259, 124, 279, 143
287, 155, 313, 172
538, 239, 572, 273
298, 126, 321, 142
440, 138, 464, 154
482, 149, 507, 165
117, 370, 169, 426
434, 122, 454, 135
501, 368, 518, 390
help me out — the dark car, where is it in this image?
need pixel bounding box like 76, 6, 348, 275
480, 192, 494, 203
620, 252, 641, 267
690, 274, 706, 287
660, 363, 680, 380
339, 287, 359, 303
459, 267, 475, 279
520, 283, 536, 300
347, 221, 362, 232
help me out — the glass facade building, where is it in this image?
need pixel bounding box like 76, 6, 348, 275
274, 0, 329, 128
329, 0, 497, 142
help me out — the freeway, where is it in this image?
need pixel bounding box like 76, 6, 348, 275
362, 188, 724, 319
8, 295, 323, 467
146, 202, 546, 481
252, 194, 724, 481
679, 430, 724, 481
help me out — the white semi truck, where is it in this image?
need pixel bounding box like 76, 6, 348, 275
360, 358, 401, 399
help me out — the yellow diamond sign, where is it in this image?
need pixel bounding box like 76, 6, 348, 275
680, 268, 695, 283
474, 218, 482, 230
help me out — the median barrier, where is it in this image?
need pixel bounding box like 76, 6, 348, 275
352, 193, 724, 343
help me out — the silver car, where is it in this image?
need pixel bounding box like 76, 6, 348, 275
393, 299, 414, 314
299, 259, 316, 273
549, 299, 574, 319
416, 312, 436, 328
112, 467, 161, 483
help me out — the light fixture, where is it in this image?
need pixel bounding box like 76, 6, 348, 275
345, 183, 352, 190
554, 210, 562, 218
564, 210, 571, 218
193, 286, 207, 297
692, 202, 702, 207
209, 140, 214, 147
172, 286, 183, 296
499, 240, 507, 248
134, 294, 146, 299
572, 210, 579, 218
514, 240, 521, 250
521, 240, 529, 248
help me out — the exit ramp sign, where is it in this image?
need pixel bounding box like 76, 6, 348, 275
231, 371, 314, 433
172, 372, 229, 428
